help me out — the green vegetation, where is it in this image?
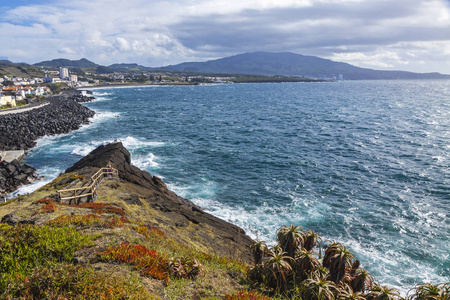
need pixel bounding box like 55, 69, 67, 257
0, 62, 44, 78
4, 263, 154, 299
96, 65, 115, 74
248, 224, 449, 299
0, 224, 93, 293
0, 173, 448, 299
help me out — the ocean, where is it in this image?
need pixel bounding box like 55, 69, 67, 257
16, 80, 450, 293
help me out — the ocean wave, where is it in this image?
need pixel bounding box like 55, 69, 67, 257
71, 136, 165, 157
132, 152, 160, 170
92, 92, 111, 96
9, 166, 61, 199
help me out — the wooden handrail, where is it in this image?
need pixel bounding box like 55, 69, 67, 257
57, 167, 118, 204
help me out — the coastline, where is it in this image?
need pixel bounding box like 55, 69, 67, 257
0, 89, 96, 197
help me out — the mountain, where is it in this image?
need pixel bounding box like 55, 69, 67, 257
0, 60, 14, 65
0, 61, 44, 78
161, 52, 450, 80
108, 63, 154, 72
34, 58, 99, 68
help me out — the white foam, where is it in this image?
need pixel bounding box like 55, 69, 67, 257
10, 177, 55, 199
70, 136, 165, 157
120, 136, 165, 148
93, 92, 111, 96
132, 152, 160, 169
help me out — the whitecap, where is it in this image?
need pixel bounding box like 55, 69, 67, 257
132, 152, 160, 169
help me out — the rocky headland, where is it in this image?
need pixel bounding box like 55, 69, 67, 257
0, 142, 254, 299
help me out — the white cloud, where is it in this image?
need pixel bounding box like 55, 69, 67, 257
1, 0, 449, 73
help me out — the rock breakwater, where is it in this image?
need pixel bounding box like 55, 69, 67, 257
0, 159, 37, 195
0, 90, 95, 150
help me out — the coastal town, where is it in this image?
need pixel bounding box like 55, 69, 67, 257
0, 65, 236, 109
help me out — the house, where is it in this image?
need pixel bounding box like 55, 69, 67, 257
0, 91, 16, 107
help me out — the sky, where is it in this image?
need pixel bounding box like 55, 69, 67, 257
1, 0, 450, 73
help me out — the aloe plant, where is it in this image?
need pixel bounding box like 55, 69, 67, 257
323, 242, 355, 284
264, 246, 293, 292
277, 224, 304, 258
300, 270, 338, 300
302, 229, 322, 252
366, 284, 403, 300
407, 283, 450, 300
350, 268, 374, 293
295, 249, 321, 280
337, 284, 366, 300
251, 240, 268, 265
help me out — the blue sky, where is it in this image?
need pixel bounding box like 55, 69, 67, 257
1, 0, 450, 73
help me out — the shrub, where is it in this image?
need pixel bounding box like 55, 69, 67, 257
47, 213, 101, 227
35, 198, 58, 213
99, 242, 168, 282
167, 256, 204, 279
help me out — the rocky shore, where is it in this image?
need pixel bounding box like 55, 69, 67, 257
0, 89, 95, 195
0, 159, 37, 196
0, 90, 95, 150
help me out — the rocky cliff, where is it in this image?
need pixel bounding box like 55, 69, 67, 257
0, 142, 254, 298
65, 142, 253, 259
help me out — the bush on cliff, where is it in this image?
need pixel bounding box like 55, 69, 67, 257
248, 224, 450, 300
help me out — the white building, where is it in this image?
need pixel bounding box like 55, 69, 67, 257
60, 67, 69, 80
0, 94, 16, 107
70, 74, 78, 83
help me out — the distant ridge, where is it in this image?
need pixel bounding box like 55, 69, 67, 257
108, 63, 154, 71
34, 58, 99, 68
161, 51, 450, 80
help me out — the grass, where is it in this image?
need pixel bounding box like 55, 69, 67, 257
0, 223, 94, 292
46, 213, 131, 228
4, 263, 157, 300
64, 202, 126, 216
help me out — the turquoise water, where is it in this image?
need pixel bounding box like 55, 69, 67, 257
19, 81, 450, 292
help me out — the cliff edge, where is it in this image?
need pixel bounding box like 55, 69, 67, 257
0, 142, 254, 299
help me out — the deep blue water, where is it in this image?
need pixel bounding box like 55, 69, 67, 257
18, 81, 449, 292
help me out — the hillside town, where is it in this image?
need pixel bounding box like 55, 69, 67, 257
0, 65, 236, 109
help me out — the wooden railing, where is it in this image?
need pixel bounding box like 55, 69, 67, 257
57, 167, 119, 204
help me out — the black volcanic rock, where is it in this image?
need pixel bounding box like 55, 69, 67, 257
0, 160, 37, 194
66, 142, 203, 209
65, 142, 254, 260
0, 91, 95, 150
